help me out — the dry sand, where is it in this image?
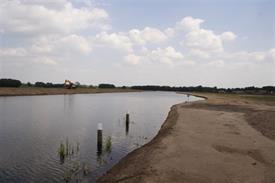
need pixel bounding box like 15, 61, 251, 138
97, 93, 275, 183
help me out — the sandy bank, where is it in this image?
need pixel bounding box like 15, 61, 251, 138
0, 87, 139, 96
97, 93, 275, 183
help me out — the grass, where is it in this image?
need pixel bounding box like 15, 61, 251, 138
242, 95, 275, 103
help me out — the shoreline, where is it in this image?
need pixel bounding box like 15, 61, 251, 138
97, 102, 183, 182
97, 93, 275, 183
0, 87, 140, 97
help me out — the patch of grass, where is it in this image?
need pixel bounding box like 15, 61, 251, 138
242, 95, 275, 104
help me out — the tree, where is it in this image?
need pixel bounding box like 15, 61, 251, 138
98, 83, 116, 88
35, 82, 46, 87
0, 78, 22, 87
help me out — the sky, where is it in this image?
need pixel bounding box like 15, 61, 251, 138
0, 0, 274, 88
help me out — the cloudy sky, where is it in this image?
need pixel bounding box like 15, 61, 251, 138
0, 0, 274, 87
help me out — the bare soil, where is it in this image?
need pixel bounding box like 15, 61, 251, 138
97, 93, 275, 183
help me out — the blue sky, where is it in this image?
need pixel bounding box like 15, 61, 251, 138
105, 0, 274, 50
0, 0, 274, 87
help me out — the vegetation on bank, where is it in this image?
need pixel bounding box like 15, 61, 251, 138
98, 83, 116, 88
0, 78, 119, 89
242, 95, 275, 103
0, 79, 22, 87
131, 85, 275, 95
0, 78, 274, 95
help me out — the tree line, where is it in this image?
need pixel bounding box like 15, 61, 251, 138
0, 78, 274, 94
0, 78, 116, 89
0, 79, 22, 87
131, 85, 275, 94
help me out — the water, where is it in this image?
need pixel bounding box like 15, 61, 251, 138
0, 91, 201, 183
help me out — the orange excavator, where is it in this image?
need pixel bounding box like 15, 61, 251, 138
64, 80, 77, 89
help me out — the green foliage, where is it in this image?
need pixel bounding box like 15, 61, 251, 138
131, 85, 275, 94
0, 78, 22, 87
34, 82, 63, 88
98, 83, 116, 88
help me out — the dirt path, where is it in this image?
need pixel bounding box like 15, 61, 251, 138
97, 94, 275, 183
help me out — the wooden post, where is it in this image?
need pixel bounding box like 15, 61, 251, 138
126, 113, 129, 135
97, 123, 103, 154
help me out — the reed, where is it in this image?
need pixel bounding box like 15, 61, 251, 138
104, 136, 112, 153
58, 142, 65, 160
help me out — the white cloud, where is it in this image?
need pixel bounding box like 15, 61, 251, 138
167, 16, 237, 53
268, 48, 275, 61
227, 51, 266, 62
164, 27, 176, 38
0, 33, 93, 69
95, 32, 133, 52
220, 31, 237, 42
124, 54, 140, 65
31, 34, 92, 55
148, 46, 184, 64
185, 29, 224, 52
0, 46, 58, 66
176, 16, 204, 32
207, 60, 225, 67
183, 60, 196, 66
0, 48, 27, 57
38, 57, 58, 66
19, 0, 68, 9
189, 49, 210, 59
56, 34, 92, 54
129, 27, 167, 45
0, 0, 109, 35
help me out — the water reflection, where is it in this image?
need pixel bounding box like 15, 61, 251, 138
97, 136, 112, 166
97, 130, 103, 157
125, 113, 130, 135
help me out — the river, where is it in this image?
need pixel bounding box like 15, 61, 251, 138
0, 91, 201, 183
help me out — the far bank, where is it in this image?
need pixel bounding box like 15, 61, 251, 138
0, 87, 140, 97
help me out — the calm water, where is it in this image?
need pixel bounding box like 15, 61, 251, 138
0, 92, 201, 183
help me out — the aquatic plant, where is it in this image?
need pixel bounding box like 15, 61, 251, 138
58, 138, 93, 182
58, 142, 65, 161
82, 163, 90, 175
104, 136, 112, 153
66, 138, 69, 156
76, 141, 80, 152
64, 168, 71, 182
